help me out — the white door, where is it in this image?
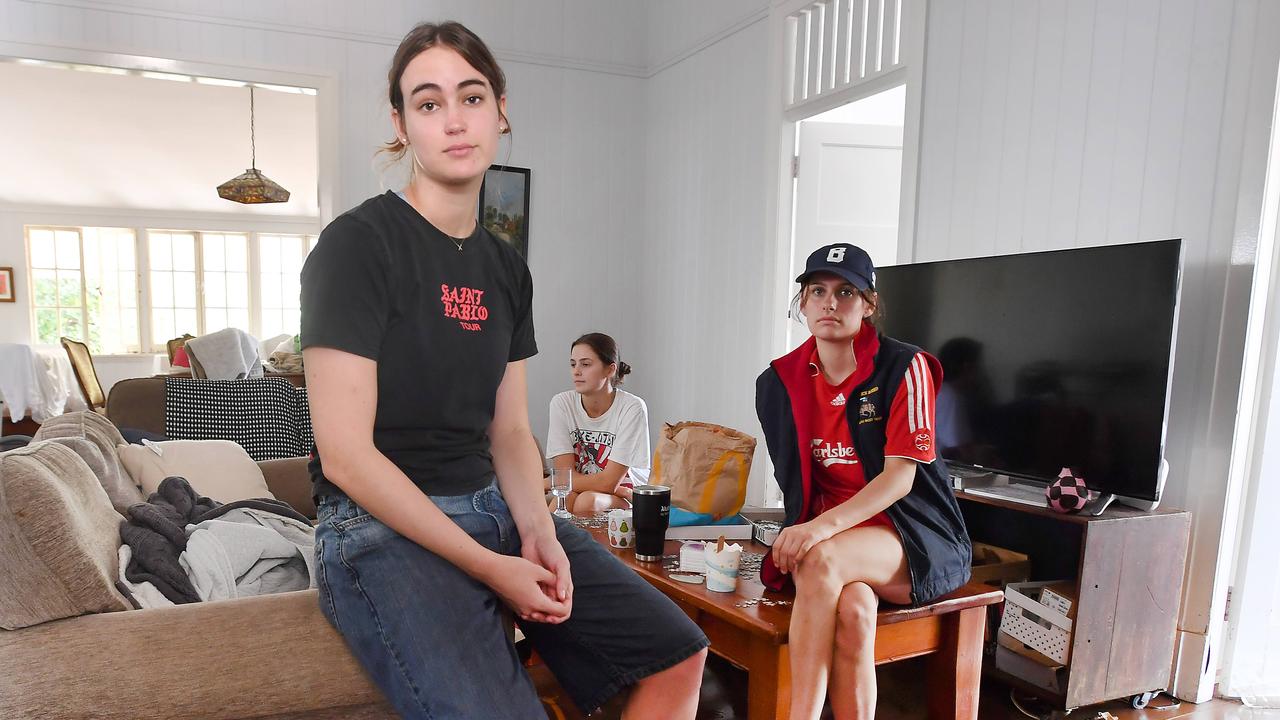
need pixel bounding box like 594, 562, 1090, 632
789, 121, 903, 348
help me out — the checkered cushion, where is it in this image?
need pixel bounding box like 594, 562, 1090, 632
164, 377, 312, 461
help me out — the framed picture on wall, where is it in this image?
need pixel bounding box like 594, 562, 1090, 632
478, 165, 531, 259
0, 267, 14, 302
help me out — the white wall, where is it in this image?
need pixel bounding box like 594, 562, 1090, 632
0, 0, 650, 443
633, 7, 774, 502
913, 0, 1280, 695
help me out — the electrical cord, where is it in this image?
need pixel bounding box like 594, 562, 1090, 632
1145, 691, 1182, 711
1010, 689, 1049, 719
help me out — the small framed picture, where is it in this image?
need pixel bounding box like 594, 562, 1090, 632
0, 267, 14, 302
478, 165, 531, 258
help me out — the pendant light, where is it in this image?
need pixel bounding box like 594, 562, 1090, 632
217, 86, 290, 204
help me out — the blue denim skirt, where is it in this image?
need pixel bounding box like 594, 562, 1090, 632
315, 479, 708, 719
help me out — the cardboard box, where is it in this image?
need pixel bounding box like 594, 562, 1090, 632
999, 581, 1077, 666
969, 542, 1031, 587
994, 644, 1067, 694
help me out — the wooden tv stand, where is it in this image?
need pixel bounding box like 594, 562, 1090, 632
954, 489, 1191, 710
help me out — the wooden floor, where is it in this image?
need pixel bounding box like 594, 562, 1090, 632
529, 654, 1253, 720
883, 657, 1249, 720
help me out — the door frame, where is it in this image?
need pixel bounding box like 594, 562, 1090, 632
763, 0, 928, 366
759, 0, 928, 503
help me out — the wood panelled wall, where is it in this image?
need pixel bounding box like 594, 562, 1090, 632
913, 0, 1280, 656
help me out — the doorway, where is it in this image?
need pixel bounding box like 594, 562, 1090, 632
786, 84, 906, 351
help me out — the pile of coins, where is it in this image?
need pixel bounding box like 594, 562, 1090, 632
733, 598, 793, 609
568, 512, 610, 530
739, 551, 765, 582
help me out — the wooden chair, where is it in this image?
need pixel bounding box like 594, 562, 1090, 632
59, 336, 106, 413
166, 334, 195, 364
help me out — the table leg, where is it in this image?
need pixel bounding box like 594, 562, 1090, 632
747, 638, 790, 720
926, 606, 985, 720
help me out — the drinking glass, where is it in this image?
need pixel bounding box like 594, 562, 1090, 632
549, 468, 573, 519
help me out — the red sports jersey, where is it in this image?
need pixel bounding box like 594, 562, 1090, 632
807, 335, 936, 524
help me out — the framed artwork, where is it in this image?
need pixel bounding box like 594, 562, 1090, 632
478, 164, 531, 258
0, 267, 14, 302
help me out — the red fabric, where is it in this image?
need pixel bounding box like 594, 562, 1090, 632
172, 345, 191, 368
805, 330, 893, 528
884, 353, 937, 463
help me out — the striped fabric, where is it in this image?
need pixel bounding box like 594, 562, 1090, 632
904, 353, 934, 434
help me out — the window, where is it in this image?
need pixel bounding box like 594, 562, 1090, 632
26, 226, 314, 353
258, 234, 308, 341
147, 231, 199, 349
27, 226, 139, 353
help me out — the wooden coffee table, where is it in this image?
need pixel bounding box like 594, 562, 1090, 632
585, 524, 1002, 720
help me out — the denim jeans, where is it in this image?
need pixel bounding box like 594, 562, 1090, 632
315, 480, 708, 719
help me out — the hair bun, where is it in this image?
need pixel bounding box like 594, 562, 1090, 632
616, 361, 632, 378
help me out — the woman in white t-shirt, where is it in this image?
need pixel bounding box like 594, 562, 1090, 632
546, 332, 651, 514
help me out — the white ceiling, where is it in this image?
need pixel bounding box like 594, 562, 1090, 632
0, 61, 318, 217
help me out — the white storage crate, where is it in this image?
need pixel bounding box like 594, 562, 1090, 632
998, 581, 1075, 666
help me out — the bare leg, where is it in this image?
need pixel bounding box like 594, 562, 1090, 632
787, 525, 911, 720
829, 583, 878, 719
573, 491, 629, 514
622, 647, 707, 720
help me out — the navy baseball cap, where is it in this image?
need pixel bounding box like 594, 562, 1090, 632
795, 243, 876, 291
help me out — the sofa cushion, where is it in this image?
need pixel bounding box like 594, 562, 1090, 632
117, 439, 275, 504
32, 410, 143, 513
0, 589, 387, 720
0, 441, 132, 629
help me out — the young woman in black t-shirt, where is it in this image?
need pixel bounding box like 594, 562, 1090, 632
301, 22, 706, 720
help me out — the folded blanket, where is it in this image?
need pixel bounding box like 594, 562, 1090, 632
119, 476, 314, 605
185, 328, 263, 380
267, 350, 304, 373
117, 544, 175, 609
119, 477, 217, 604
182, 508, 315, 602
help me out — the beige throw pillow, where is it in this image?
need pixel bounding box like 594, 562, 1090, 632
0, 441, 132, 629
116, 440, 275, 504
33, 410, 143, 513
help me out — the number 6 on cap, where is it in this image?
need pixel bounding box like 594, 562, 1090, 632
826, 247, 846, 263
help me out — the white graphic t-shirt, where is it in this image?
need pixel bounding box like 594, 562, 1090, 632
546, 389, 651, 484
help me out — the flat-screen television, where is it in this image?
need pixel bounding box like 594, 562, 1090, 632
875, 239, 1182, 503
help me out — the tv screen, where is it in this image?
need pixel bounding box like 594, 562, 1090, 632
875, 239, 1182, 501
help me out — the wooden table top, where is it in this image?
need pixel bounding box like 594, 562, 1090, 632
583, 522, 794, 643
583, 520, 1003, 644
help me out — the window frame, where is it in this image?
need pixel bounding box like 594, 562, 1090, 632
24, 224, 316, 354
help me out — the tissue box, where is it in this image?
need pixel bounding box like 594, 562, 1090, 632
679, 542, 707, 573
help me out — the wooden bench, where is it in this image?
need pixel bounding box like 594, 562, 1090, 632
586, 526, 1002, 720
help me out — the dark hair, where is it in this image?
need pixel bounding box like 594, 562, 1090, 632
571, 332, 631, 385
381, 21, 510, 160
789, 281, 883, 328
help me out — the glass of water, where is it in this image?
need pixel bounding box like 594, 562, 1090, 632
549, 468, 573, 519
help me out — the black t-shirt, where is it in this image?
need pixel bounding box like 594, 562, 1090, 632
300, 191, 537, 498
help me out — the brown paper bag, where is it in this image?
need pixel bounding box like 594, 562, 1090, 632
650, 421, 757, 519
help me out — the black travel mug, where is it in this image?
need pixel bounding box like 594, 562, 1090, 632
631, 484, 671, 562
